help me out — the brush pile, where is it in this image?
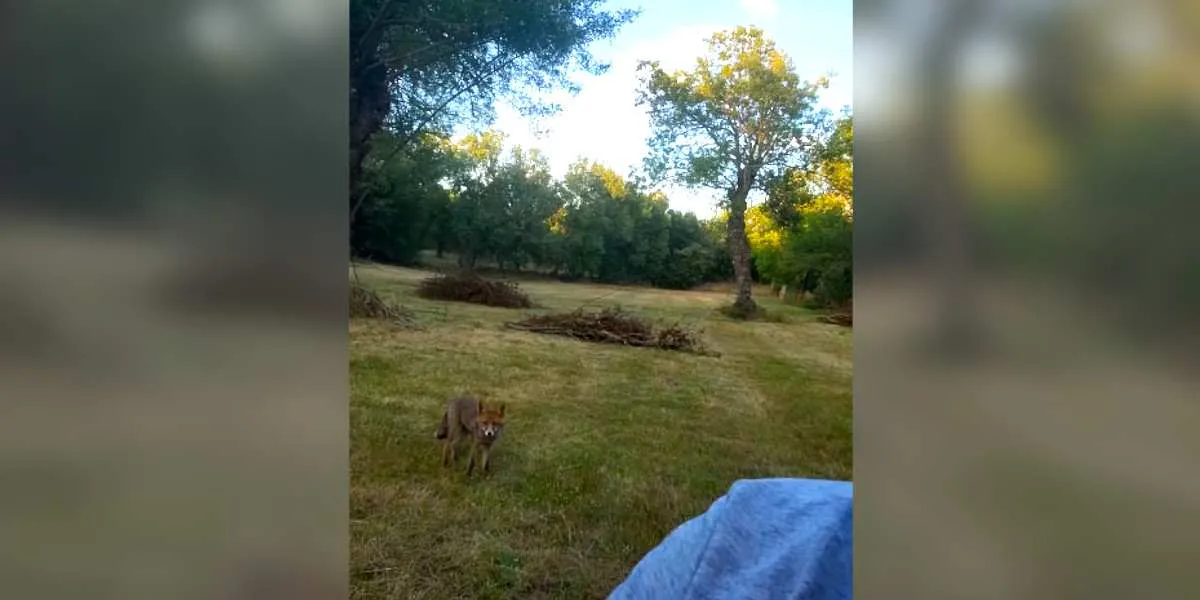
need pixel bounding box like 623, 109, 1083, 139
818, 302, 853, 327
350, 282, 415, 326
818, 312, 852, 327
416, 271, 534, 308
506, 307, 715, 356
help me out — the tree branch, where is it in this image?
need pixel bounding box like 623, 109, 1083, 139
350, 50, 524, 225
353, 0, 399, 54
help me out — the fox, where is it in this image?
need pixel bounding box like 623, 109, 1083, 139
435, 395, 506, 476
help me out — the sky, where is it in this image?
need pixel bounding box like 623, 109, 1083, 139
474, 0, 853, 219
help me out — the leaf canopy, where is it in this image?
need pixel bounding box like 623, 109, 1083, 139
636, 26, 831, 194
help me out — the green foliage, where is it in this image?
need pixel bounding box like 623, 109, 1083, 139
763, 114, 853, 224
358, 0, 635, 131
749, 208, 853, 307
636, 26, 833, 310
657, 212, 729, 289
448, 134, 565, 270
352, 133, 729, 290
353, 0, 634, 114
748, 115, 854, 308
788, 212, 853, 306
352, 133, 461, 264
548, 160, 728, 288
349, 0, 637, 220
636, 27, 829, 192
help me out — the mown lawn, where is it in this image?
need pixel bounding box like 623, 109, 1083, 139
350, 262, 852, 600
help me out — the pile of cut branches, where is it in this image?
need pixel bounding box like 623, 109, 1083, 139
416, 271, 534, 308
818, 302, 852, 327
818, 312, 852, 327
505, 307, 716, 356
350, 282, 415, 326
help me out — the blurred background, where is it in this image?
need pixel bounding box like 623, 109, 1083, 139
0, 1, 347, 598
855, 0, 1200, 597
0, 0, 1197, 598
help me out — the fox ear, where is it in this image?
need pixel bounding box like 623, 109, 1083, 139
498, 403, 506, 416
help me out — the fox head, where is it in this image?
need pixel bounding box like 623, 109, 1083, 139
476, 402, 506, 442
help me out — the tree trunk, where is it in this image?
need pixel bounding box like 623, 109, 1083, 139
349, 4, 392, 227
919, 0, 983, 358
726, 170, 757, 315
459, 248, 477, 271
349, 61, 390, 223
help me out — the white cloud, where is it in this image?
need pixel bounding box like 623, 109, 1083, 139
492, 25, 724, 217
739, 0, 780, 20
484, 19, 851, 219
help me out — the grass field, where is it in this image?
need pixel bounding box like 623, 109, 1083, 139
350, 262, 853, 599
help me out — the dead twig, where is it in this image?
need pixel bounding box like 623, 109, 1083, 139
505, 307, 719, 356
350, 281, 419, 328
416, 271, 534, 308
817, 311, 852, 327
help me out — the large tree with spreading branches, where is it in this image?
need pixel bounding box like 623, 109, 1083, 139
349, 0, 635, 225
637, 26, 829, 315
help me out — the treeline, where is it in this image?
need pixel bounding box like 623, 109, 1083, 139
349, 1, 854, 310
748, 116, 854, 308
352, 131, 732, 289
352, 116, 852, 304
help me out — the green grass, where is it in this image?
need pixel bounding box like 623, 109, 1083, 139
350, 262, 852, 600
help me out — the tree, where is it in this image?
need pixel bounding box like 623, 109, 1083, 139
349, 0, 635, 225
552, 161, 687, 285
556, 160, 626, 280
764, 112, 852, 224
443, 133, 564, 271
489, 146, 563, 271
637, 26, 829, 315
446, 131, 510, 269
352, 131, 461, 264
753, 114, 854, 307
351, 121, 731, 288
659, 211, 728, 289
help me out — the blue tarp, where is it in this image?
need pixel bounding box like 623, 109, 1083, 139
608, 478, 853, 600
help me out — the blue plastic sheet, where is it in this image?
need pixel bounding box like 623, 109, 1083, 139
608, 478, 853, 600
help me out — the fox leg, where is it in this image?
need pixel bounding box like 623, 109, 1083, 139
444, 426, 463, 467
466, 440, 479, 476
434, 411, 449, 440
480, 446, 491, 473
438, 410, 455, 467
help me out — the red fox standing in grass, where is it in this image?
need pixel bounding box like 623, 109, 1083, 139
435, 396, 506, 476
